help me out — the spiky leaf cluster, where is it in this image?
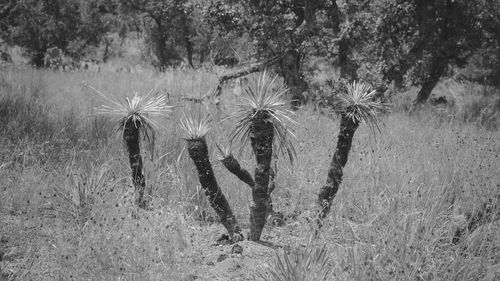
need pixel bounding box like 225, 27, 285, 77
225, 71, 298, 163
215, 143, 233, 161
86, 83, 172, 157
335, 81, 388, 132
179, 114, 212, 141
258, 239, 331, 281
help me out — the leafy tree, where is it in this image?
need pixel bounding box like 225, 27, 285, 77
0, 0, 114, 66
207, 0, 500, 108
69, 0, 120, 61
0, 0, 77, 65
373, 0, 500, 105
206, 0, 350, 107
117, 0, 197, 68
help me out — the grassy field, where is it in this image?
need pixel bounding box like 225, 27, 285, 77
0, 66, 499, 280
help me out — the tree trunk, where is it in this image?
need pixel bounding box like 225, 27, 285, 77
324, 0, 356, 80
278, 50, 307, 109
413, 55, 448, 105
186, 138, 241, 240
151, 16, 169, 70
248, 111, 274, 241
123, 119, 148, 209
156, 33, 169, 70
383, 39, 426, 88
338, 40, 357, 80
317, 115, 359, 227
185, 36, 194, 67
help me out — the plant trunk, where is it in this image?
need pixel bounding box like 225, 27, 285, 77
278, 50, 307, 109
186, 139, 241, 239
248, 112, 274, 241
317, 115, 359, 227
413, 55, 448, 106
220, 155, 255, 188
123, 119, 148, 209
221, 155, 280, 225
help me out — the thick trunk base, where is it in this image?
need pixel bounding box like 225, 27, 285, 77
249, 190, 269, 241
221, 153, 283, 236
187, 139, 242, 240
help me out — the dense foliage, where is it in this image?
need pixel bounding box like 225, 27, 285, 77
1, 0, 499, 103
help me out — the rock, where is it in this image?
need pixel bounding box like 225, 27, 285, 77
215, 234, 232, 245
231, 244, 243, 255
232, 232, 244, 243
430, 96, 448, 106
217, 254, 228, 262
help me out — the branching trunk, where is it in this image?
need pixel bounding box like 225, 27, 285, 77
317, 115, 359, 227
220, 155, 255, 188
123, 119, 148, 209
248, 111, 274, 241
220, 154, 280, 229
186, 138, 241, 240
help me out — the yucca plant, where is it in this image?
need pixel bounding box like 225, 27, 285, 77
223, 71, 297, 241
317, 81, 387, 227
86, 83, 172, 209
179, 115, 243, 241
257, 237, 331, 281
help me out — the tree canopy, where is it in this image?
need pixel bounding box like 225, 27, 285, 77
1, 0, 499, 104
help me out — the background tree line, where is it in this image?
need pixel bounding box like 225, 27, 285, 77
1, 0, 499, 105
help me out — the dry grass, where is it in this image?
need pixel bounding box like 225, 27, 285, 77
0, 66, 499, 280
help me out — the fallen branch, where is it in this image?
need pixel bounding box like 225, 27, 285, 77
208, 55, 283, 99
